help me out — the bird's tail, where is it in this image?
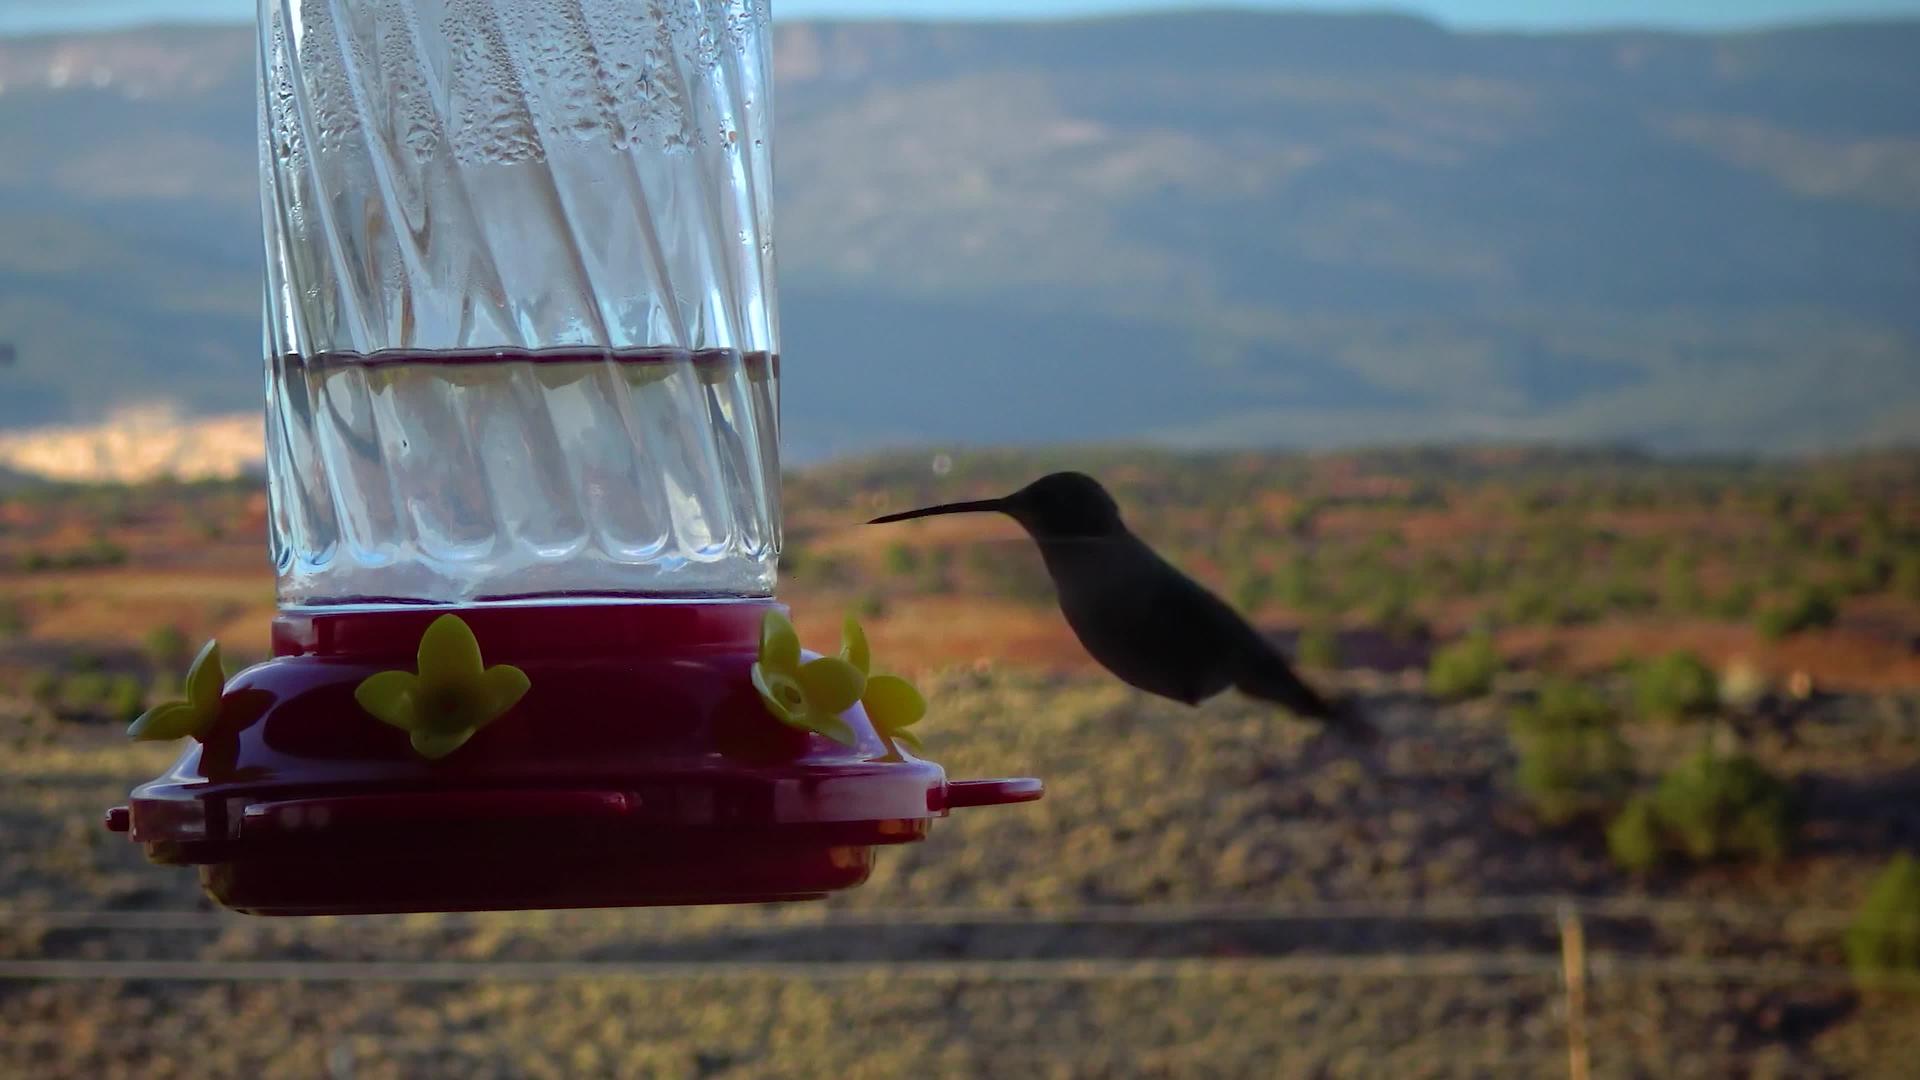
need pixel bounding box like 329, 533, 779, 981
1321, 696, 1382, 746
1232, 646, 1380, 746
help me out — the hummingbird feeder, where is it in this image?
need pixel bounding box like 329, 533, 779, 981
103, 0, 1041, 915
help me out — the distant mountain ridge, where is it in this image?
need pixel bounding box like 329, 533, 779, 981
1, 12, 1917, 463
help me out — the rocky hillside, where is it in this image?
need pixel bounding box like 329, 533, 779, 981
1, 13, 1917, 463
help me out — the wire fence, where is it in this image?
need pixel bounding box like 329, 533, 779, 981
3, 895, 1909, 1079
0, 894, 1901, 988
0, 951, 1898, 989
0, 892, 1878, 930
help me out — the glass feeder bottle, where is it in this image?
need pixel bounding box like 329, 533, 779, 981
260, 0, 783, 608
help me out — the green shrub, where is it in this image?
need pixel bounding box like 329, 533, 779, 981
1362, 582, 1427, 642
966, 545, 1055, 606
1757, 586, 1838, 640
87, 538, 129, 566
1894, 554, 1920, 603
1498, 582, 1558, 625
25, 670, 59, 705
1233, 573, 1272, 614
1631, 651, 1719, 723
1607, 752, 1798, 871
1428, 634, 1500, 700
1510, 681, 1633, 826
105, 676, 147, 724
1295, 625, 1342, 671
1712, 583, 1758, 620
1662, 556, 1707, 613
777, 543, 807, 577
1272, 556, 1325, 612
0, 601, 25, 639
1606, 795, 1665, 872
1650, 752, 1797, 864
143, 625, 192, 672
920, 547, 955, 594
1282, 501, 1319, 537
1456, 553, 1499, 594
1365, 528, 1405, 553
1847, 855, 1920, 993
51, 671, 132, 721
1548, 592, 1602, 627
16, 540, 127, 572
1598, 577, 1658, 615
792, 552, 853, 589
1838, 552, 1894, 597
60, 671, 112, 706
883, 543, 920, 577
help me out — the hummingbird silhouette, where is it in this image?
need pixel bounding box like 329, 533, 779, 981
869, 471, 1378, 744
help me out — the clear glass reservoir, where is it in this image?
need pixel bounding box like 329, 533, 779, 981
258, 0, 780, 607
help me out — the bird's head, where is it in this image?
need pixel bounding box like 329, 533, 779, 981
868, 471, 1124, 539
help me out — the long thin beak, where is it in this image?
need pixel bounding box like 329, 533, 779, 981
867, 498, 1007, 525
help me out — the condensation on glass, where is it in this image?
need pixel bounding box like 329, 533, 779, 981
259, 0, 780, 608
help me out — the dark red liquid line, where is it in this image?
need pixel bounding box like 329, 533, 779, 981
290, 590, 767, 609
282, 347, 778, 378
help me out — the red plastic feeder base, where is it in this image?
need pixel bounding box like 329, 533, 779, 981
104, 601, 1042, 915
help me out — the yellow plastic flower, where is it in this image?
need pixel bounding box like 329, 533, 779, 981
750, 611, 864, 746
353, 614, 531, 760
840, 617, 928, 753
128, 639, 224, 742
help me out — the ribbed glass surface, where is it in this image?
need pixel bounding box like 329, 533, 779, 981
258, 0, 779, 607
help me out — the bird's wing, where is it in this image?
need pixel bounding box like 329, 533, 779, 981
1086, 541, 1367, 738
1169, 564, 1337, 721
1123, 546, 1247, 704
1047, 538, 1234, 705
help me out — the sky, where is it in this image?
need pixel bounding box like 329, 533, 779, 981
2, 0, 1919, 36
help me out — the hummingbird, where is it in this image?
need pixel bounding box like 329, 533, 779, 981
868, 471, 1377, 744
